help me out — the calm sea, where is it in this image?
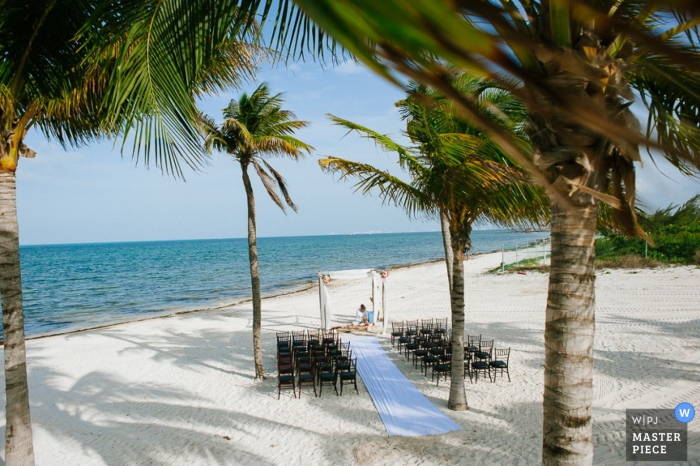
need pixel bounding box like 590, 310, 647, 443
19, 230, 548, 337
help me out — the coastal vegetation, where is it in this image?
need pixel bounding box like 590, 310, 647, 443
321, 75, 549, 411
199, 83, 313, 379
597, 195, 700, 266
263, 1, 700, 465
503, 196, 700, 272
1, 2, 262, 463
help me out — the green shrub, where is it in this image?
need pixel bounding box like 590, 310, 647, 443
596, 254, 662, 269
596, 196, 700, 265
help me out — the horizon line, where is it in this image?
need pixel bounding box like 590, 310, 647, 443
19, 227, 547, 248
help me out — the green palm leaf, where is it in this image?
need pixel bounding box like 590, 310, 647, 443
319, 156, 434, 219
83, 0, 265, 177
200, 81, 312, 208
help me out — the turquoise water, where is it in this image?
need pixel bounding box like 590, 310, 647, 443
19, 230, 548, 337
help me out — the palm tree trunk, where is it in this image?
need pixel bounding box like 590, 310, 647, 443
542, 201, 596, 466
241, 164, 264, 380
0, 170, 36, 466
440, 212, 454, 292
447, 228, 468, 411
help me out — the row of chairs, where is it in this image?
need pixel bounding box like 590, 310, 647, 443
391, 329, 511, 385
390, 318, 449, 349
464, 335, 511, 383
276, 330, 359, 399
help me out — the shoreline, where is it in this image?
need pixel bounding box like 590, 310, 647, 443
19, 242, 685, 343
10, 252, 698, 465
22, 256, 457, 343
19, 230, 549, 342
22, 250, 512, 343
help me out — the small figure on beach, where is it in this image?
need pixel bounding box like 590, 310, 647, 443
355, 304, 368, 326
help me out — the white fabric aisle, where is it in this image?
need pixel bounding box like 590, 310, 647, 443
350, 336, 463, 437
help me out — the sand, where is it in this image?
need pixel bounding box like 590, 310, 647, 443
4, 252, 699, 465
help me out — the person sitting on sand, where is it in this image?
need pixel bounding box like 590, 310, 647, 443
355, 304, 368, 326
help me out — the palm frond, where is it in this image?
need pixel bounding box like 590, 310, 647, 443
221, 117, 256, 154
254, 135, 313, 157
0, 0, 108, 150
327, 113, 429, 175
319, 156, 435, 219
266, 0, 345, 64
82, 0, 263, 177
252, 159, 287, 212
328, 114, 407, 154
198, 112, 231, 156
261, 159, 298, 211
203, 81, 310, 213
288, 0, 700, 217
631, 52, 700, 177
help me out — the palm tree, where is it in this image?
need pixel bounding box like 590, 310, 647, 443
321, 76, 548, 410
1, 3, 103, 462
0, 1, 262, 463
199, 82, 313, 380
258, 2, 700, 463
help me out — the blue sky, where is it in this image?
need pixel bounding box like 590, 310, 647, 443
16, 61, 700, 245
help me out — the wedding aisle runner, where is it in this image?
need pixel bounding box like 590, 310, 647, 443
350, 336, 463, 437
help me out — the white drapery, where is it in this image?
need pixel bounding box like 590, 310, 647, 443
317, 268, 389, 334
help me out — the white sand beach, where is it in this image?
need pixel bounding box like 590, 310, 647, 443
5, 252, 699, 465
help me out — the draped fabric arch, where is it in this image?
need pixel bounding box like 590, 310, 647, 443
317, 269, 389, 334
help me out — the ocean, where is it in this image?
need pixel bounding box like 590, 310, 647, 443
19, 230, 548, 337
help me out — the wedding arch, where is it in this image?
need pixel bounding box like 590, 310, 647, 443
317, 269, 389, 334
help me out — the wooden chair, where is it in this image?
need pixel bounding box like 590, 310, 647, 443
405, 320, 419, 337
316, 358, 336, 396
432, 352, 451, 386
336, 358, 359, 395
404, 334, 420, 360
292, 330, 307, 351
472, 340, 493, 383
421, 346, 440, 376
277, 353, 296, 399
412, 338, 430, 368
397, 328, 411, 353
420, 318, 434, 337
322, 329, 337, 348
471, 359, 491, 382
276, 332, 291, 354
307, 330, 322, 351
390, 321, 404, 348
465, 334, 480, 356
296, 354, 317, 398
434, 318, 448, 335
490, 348, 511, 382
474, 339, 493, 363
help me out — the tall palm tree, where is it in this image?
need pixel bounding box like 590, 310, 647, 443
199, 82, 313, 380
257, 2, 700, 464
1, 3, 103, 463
0, 1, 262, 463
321, 76, 548, 410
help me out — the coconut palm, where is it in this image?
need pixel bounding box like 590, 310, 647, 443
1, 3, 103, 462
258, 1, 700, 463
199, 82, 313, 380
321, 76, 548, 410
0, 1, 261, 463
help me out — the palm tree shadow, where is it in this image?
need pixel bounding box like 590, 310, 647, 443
24, 367, 287, 466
